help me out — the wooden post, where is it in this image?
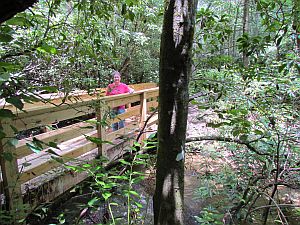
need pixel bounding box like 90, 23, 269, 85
0, 119, 24, 221
96, 100, 106, 158
139, 92, 147, 141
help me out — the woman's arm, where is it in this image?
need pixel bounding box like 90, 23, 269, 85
128, 87, 134, 93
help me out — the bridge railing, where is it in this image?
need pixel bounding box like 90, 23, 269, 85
0, 83, 158, 215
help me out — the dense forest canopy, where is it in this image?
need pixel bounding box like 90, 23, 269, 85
0, 0, 162, 99
0, 0, 300, 224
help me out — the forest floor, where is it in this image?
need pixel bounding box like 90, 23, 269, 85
77, 104, 216, 225
41, 104, 300, 225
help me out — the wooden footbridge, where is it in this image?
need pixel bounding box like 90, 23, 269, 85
0, 83, 158, 216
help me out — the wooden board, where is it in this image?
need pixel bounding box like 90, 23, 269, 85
19, 133, 97, 183
1, 83, 157, 110
109, 106, 140, 124
13, 103, 95, 131
105, 94, 141, 108
0, 119, 23, 212
105, 122, 140, 142
16, 122, 96, 158
11, 88, 158, 131
147, 114, 159, 126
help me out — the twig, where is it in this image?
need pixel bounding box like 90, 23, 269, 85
261, 192, 289, 225
250, 204, 300, 214
136, 109, 158, 142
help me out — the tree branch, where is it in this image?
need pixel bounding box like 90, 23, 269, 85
186, 135, 271, 156
0, 0, 38, 24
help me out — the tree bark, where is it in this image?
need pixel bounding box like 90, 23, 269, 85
293, 0, 300, 52
242, 0, 250, 67
231, 0, 240, 58
153, 1, 197, 225
0, 0, 38, 24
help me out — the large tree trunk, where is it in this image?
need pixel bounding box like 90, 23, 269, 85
242, 0, 250, 67
0, 0, 38, 24
153, 1, 197, 225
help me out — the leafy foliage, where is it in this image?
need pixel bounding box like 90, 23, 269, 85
191, 0, 300, 224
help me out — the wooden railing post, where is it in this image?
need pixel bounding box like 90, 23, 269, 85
0, 119, 24, 221
96, 100, 106, 158
139, 92, 147, 141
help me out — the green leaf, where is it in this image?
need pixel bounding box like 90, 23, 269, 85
41, 86, 58, 93
51, 156, 64, 164
21, 94, 40, 104
82, 164, 92, 168
134, 202, 143, 208
2, 152, 14, 161
119, 159, 131, 165
37, 44, 57, 54
85, 119, 97, 124
121, 3, 127, 15
108, 175, 128, 180
85, 136, 113, 145
8, 138, 18, 146
131, 176, 144, 184
133, 141, 141, 147
0, 33, 13, 42
0, 62, 20, 72
47, 149, 61, 156
136, 154, 149, 159
32, 137, 44, 148
123, 190, 140, 197
58, 213, 65, 224
129, 190, 139, 197
47, 141, 60, 149
254, 129, 264, 135
88, 197, 99, 207
0, 109, 15, 118
232, 129, 241, 137
96, 180, 105, 186
127, 10, 135, 21
10, 125, 18, 134
102, 192, 112, 201
207, 122, 223, 128
81, 126, 95, 129
197, 105, 209, 110
228, 109, 239, 115
103, 183, 116, 189
6, 97, 24, 110
0, 73, 10, 81
65, 165, 79, 171
22, 162, 32, 167
26, 142, 43, 153
6, 16, 33, 27
148, 133, 157, 139
240, 135, 248, 141
278, 63, 287, 73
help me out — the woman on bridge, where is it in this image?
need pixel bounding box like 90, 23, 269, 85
106, 71, 134, 131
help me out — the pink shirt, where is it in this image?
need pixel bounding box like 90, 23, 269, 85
106, 83, 130, 110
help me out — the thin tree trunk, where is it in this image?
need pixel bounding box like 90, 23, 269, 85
153, 0, 197, 225
242, 0, 250, 67
293, 1, 300, 51
293, 0, 300, 74
232, 0, 240, 58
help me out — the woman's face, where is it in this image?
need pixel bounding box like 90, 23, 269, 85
114, 74, 121, 85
